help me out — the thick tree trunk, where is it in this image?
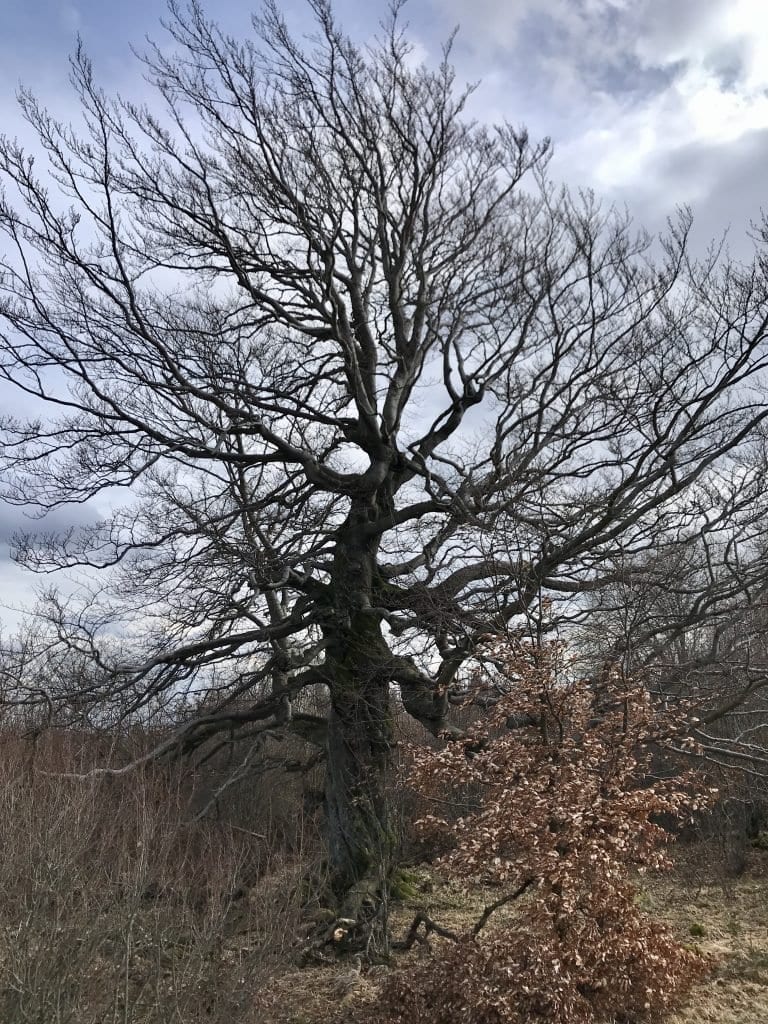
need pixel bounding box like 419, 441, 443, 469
321, 501, 396, 950
326, 677, 393, 892
323, 612, 396, 950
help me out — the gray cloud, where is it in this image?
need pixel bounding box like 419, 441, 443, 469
0, 501, 103, 549
633, 128, 768, 253
0, 500, 106, 632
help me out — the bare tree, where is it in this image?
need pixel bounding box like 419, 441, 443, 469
2, 0, 768, 940
578, 511, 768, 770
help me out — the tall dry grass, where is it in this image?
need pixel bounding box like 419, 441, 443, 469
0, 726, 321, 1024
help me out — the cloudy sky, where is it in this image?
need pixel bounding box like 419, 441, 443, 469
2, 0, 768, 628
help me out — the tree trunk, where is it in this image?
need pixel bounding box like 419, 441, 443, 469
322, 611, 396, 950
321, 501, 396, 950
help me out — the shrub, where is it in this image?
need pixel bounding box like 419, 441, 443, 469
379, 640, 712, 1024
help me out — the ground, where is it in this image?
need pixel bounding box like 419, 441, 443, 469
660, 852, 768, 1024
250, 848, 768, 1024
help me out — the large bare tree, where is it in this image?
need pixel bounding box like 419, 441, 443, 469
2, 0, 768, 938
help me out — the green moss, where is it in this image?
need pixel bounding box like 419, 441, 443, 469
689, 922, 707, 938
633, 889, 652, 911
390, 868, 421, 902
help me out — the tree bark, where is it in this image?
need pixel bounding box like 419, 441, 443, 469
321, 500, 396, 944
324, 657, 394, 920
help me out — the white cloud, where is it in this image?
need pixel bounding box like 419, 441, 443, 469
431, 0, 768, 235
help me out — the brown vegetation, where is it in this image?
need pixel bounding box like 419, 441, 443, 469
377, 641, 713, 1023
0, 725, 318, 1024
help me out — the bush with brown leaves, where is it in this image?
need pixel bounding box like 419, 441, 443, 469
380, 641, 712, 1024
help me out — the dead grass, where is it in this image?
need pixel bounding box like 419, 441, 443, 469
644, 851, 768, 1024
0, 727, 321, 1024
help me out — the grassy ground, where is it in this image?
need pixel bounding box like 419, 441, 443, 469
250, 850, 768, 1024
655, 853, 768, 1024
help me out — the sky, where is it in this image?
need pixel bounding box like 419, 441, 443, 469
2, 0, 768, 629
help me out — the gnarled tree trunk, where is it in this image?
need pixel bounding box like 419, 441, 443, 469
320, 500, 397, 948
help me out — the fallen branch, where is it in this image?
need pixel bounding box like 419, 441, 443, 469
392, 910, 460, 951
472, 876, 537, 936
